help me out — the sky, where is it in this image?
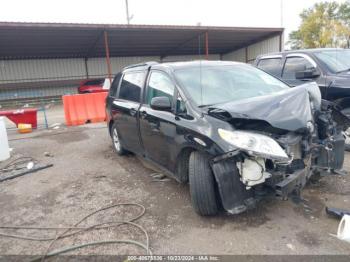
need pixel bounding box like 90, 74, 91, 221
0, 0, 347, 45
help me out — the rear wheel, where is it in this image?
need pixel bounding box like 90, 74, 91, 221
111, 123, 127, 155
189, 151, 219, 216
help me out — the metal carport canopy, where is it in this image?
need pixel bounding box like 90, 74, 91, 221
0, 22, 283, 59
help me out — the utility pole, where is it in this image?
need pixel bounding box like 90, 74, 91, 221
125, 0, 132, 25
280, 0, 284, 51
280, 0, 283, 27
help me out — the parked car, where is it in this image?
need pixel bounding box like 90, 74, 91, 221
255, 48, 350, 118
106, 61, 349, 216
78, 78, 111, 94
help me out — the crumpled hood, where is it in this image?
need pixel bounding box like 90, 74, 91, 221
207, 82, 321, 132
330, 73, 350, 87
334, 71, 350, 79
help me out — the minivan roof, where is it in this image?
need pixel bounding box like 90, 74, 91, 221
154, 60, 243, 70
122, 60, 245, 73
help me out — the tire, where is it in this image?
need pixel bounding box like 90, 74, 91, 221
189, 151, 218, 216
111, 123, 127, 155
341, 108, 350, 152
308, 170, 322, 184
345, 140, 350, 152
341, 107, 350, 118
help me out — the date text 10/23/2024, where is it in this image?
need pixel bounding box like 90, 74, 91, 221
127, 255, 220, 261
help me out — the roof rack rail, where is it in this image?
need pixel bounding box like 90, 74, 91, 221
124, 61, 159, 69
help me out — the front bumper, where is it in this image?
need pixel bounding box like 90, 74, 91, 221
274, 168, 310, 200
211, 128, 345, 214
211, 156, 313, 214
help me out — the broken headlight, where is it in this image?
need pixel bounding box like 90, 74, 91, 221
218, 129, 289, 161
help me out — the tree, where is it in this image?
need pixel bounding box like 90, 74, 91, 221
288, 1, 350, 49
338, 1, 350, 47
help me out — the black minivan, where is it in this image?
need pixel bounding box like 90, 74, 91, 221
106, 61, 347, 216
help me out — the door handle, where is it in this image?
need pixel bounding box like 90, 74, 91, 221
129, 108, 137, 116
149, 122, 160, 132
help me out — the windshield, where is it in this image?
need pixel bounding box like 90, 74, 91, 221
314, 50, 350, 73
174, 64, 289, 107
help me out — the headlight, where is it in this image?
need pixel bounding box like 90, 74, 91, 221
218, 129, 289, 161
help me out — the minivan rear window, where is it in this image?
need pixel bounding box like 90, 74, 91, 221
109, 73, 122, 97
119, 72, 145, 102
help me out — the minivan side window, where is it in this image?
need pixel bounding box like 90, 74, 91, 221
119, 71, 145, 102
282, 57, 315, 80
257, 58, 281, 77
146, 71, 175, 104
109, 73, 122, 97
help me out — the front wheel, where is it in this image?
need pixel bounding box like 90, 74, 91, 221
341, 108, 350, 151
111, 123, 127, 155
189, 151, 219, 216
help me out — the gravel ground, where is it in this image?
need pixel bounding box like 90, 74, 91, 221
0, 107, 349, 256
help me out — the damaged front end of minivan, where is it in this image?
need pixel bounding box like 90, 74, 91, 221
207, 83, 350, 214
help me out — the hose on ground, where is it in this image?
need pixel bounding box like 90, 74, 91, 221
0, 156, 36, 174
0, 202, 151, 261
44, 239, 149, 259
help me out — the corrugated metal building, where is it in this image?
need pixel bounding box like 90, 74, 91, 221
0, 22, 283, 103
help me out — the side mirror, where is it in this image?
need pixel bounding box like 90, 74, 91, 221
295, 68, 320, 79
150, 96, 172, 111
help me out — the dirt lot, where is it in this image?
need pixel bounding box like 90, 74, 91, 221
0, 106, 350, 256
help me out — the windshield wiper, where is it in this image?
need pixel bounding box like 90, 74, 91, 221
198, 104, 215, 108
336, 68, 350, 74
